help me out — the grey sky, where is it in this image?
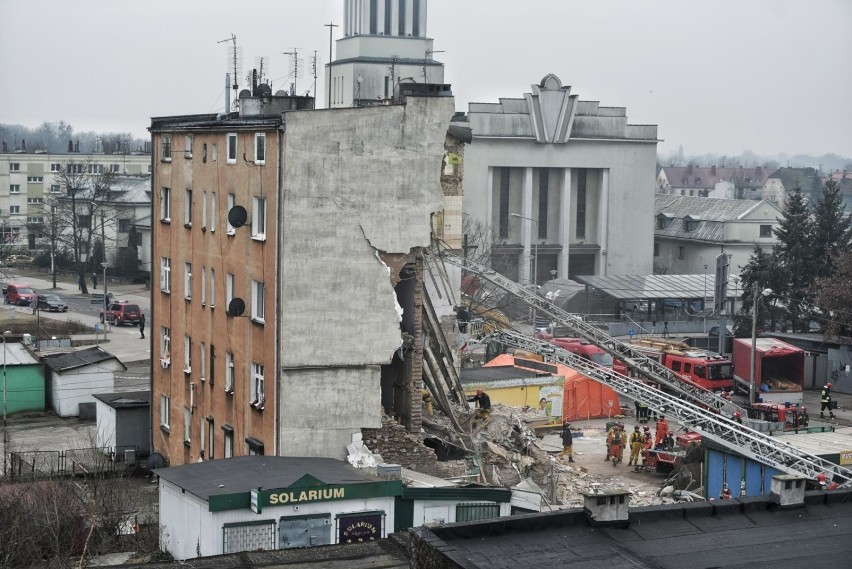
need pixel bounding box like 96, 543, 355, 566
1, 0, 849, 157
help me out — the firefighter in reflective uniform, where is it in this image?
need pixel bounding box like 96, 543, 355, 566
615, 424, 627, 463
641, 426, 653, 465
605, 425, 616, 461
628, 425, 643, 466
820, 383, 835, 419
654, 415, 670, 448
422, 389, 433, 416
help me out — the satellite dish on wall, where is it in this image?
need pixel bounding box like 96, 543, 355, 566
239, 89, 252, 98
227, 205, 248, 228
146, 453, 166, 470
256, 84, 272, 96
228, 298, 246, 317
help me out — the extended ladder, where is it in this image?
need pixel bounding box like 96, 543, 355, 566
430, 248, 744, 416
492, 330, 851, 486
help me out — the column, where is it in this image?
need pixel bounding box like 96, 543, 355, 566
519, 167, 533, 285
486, 166, 494, 231
360, 0, 369, 35
558, 168, 572, 279
391, 0, 400, 37
344, 0, 351, 36
419, 0, 427, 37
405, 0, 414, 36
377, 0, 386, 34
598, 169, 610, 276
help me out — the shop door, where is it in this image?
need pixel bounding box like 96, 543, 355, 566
278, 515, 331, 549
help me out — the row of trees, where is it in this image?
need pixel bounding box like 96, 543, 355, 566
736, 180, 852, 337
0, 121, 148, 155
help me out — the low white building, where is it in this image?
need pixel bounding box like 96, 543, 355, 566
156, 456, 402, 560
43, 346, 126, 417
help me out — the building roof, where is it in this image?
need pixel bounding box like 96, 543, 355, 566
574, 273, 739, 301
768, 167, 823, 199
460, 365, 544, 384
93, 390, 150, 409
412, 491, 852, 568
655, 194, 779, 242
3, 342, 40, 365
659, 165, 774, 190
155, 456, 386, 502
43, 346, 126, 373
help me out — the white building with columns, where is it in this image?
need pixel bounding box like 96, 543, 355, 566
458, 74, 658, 285
327, 0, 444, 108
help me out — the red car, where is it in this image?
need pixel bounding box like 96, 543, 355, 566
100, 301, 142, 326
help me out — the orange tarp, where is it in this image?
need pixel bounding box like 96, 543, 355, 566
485, 354, 622, 421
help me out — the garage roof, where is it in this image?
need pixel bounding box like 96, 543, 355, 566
574, 274, 741, 301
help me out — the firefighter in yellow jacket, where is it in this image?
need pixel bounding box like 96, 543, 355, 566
821, 383, 835, 419
628, 425, 644, 466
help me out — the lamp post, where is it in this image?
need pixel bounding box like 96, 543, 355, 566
749, 286, 773, 404
703, 263, 709, 333
2, 330, 9, 475
101, 262, 109, 339
511, 213, 539, 329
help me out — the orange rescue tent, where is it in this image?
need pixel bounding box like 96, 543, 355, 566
485, 354, 622, 421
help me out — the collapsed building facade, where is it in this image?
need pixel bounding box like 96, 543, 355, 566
149, 84, 454, 465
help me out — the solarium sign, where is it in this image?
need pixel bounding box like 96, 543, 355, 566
268, 487, 346, 506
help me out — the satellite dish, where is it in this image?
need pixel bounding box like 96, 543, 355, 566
227, 205, 248, 228
146, 453, 166, 470
228, 298, 246, 317
256, 84, 272, 96
274, 90, 288, 97
239, 89, 252, 98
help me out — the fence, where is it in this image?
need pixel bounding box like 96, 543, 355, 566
5, 445, 140, 481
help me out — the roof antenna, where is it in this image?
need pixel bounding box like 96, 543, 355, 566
281, 48, 303, 96
218, 34, 242, 111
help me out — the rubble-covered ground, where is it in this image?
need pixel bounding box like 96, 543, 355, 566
421, 403, 704, 508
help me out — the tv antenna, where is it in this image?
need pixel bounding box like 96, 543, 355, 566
281, 48, 304, 96
218, 33, 242, 111
255, 56, 269, 85
310, 51, 320, 98
424, 49, 445, 82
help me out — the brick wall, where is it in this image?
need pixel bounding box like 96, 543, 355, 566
362, 414, 444, 477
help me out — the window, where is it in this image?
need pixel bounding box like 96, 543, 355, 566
199, 415, 206, 456
251, 196, 266, 240
211, 143, 218, 162
210, 192, 217, 232
226, 133, 237, 163
201, 266, 207, 305
9, 206, 20, 214
654, 242, 660, 257
78, 215, 91, 229
184, 134, 193, 159
759, 224, 772, 238
202, 143, 208, 163
160, 257, 171, 292
209, 268, 216, 307
223, 426, 234, 458
226, 193, 235, 234
110, 164, 120, 173
254, 133, 266, 164
184, 189, 192, 226
160, 395, 170, 429
678, 246, 685, 259
683, 218, 698, 232
26, 197, 44, 204
161, 134, 172, 161
160, 326, 171, 362
251, 363, 265, 408
50, 184, 61, 193
226, 273, 234, 307
184, 262, 192, 299
225, 352, 235, 393
656, 215, 667, 230
498, 167, 510, 239
160, 187, 171, 221
27, 216, 44, 224
207, 418, 215, 459
671, 361, 682, 372
9, 163, 20, 172
86, 165, 102, 174
538, 169, 548, 239
456, 504, 500, 523
184, 335, 192, 373
199, 342, 206, 381
576, 168, 587, 237
118, 219, 131, 233
9, 184, 20, 194
251, 280, 265, 322
27, 176, 44, 183
68, 163, 83, 174
183, 408, 191, 444
201, 191, 207, 229
209, 345, 216, 385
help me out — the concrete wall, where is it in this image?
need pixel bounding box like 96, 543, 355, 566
280, 97, 453, 457
49, 363, 118, 417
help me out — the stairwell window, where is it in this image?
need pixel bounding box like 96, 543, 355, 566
201, 267, 207, 305
161, 135, 172, 162
209, 268, 216, 308
226, 133, 237, 164
251, 280, 265, 323
201, 191, 207, 229
251, 196, 266, 241
184, 262, 192, 299
199, 342, 206, 381
226, 273, 234, 308
160, 327, 171, 362
160, 395, 170, 430
184, 134, 193, 159
183, 408, 191, 444
251, 363, 265, 409
183, 335, 192, 373
9, 185, 20, 194
160, 257, 171, 293
225, 352, 235, 393
184, 189, 192, 227
160, 187, 171, 222
254, 133, 266, 164
226, 193, 235, 234
210, 192, 217, 232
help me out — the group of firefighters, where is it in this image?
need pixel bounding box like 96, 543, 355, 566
557, 416, 674, 466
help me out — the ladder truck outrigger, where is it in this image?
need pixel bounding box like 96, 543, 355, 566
490, 330, 852, 487
430, 248, 744, 416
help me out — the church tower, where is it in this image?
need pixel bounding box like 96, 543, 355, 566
327, 0, 444, 108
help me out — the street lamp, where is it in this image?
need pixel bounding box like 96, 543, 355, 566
749, 287, 773, 404
2, 330, 10, 475
101, 262, 109, 339
510, 213, 540, 329
703, 264, 709, 333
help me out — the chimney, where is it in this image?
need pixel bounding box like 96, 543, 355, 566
252, 69, 258, 96
75, 140, 80, 152
21, 139, 26, 152
711, 165, 716, 177
581, 485, 630, 527
770, 474, 806, 507
68, 140, 73, 152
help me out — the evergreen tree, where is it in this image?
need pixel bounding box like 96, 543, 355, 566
811, 179, 852, 279
773, 186, 815, 332
734, 245, 786, 336
814, 250, 852, 338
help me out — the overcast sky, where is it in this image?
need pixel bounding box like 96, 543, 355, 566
1, 0, 849, 158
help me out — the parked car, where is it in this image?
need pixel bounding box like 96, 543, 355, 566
36, 294, 69, 312
100, 301, 142, 326
5, 254, 33, 267
4, 283, 37, 306
708, 325, 733, 337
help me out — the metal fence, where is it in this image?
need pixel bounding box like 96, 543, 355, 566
5, 445, 140, 481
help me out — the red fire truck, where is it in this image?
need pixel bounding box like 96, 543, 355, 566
536, 334, 628, 375
632, 339, 734, 391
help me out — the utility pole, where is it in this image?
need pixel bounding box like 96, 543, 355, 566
324, 22, 338, 108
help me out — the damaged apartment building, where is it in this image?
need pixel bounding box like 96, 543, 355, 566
149, 81, 455, 466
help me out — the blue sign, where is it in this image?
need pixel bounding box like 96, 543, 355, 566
94, 324, 100, 333
627, 328, 635, 338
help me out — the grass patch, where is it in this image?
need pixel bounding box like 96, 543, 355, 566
0, 313, 92, 336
